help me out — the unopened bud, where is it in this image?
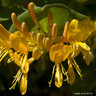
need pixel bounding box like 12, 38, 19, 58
37, 33, 43, 48
28, 2, 43, 31
48, 11, 53, 36
11, 13, 21, 31
62, 21, 69, 42
21, 22, 31, 39
45, 37, 52, 51
32, 47, 41, 60
20, 74, 27, 95
51, 23, 58, 40
31, 31, 36, 41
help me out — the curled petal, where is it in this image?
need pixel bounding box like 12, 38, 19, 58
68, 18, 94, 41
0, 24, 10, 41
81, 49, 92, 65
20, 74, 27, 95
55, 63, 63, 88
68, 60, 75, 85
76, 42, 90, 51
9, 31, 28, 53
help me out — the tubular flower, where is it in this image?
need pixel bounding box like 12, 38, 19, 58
48, 43, 71, 87
0, 2, 95, 95
60, 18, 95, 82
9, 31, 29, 73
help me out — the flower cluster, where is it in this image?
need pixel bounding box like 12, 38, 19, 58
0, 2, 95, 95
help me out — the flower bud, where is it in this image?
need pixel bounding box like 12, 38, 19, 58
37, 33, 43, 48
31, 31, 36, 41
32, 47, 41, 60
45, 37, 52, 51
63, 21, 69, 42
48, 11, 53, 36
51, 23, 58, 40
20, 74, 27, 95
21, 22, 31, 40
11, 13, 21, 31
28, 2, 43, 31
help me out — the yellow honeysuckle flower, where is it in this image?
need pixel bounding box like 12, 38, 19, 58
59, 18, 95, 84
67, 18, 94, 42
8, 31, 29, 73
20, 73, 28, 95
48, 43, 71, 87
0, 24, 12, 62
9, 69, 28, 95
9, 69, 22, 90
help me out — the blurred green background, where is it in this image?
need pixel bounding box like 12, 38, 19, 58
0, 0, 96, 96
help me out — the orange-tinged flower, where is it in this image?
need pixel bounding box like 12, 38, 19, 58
67, 18, 94, 42
0, 24, 11, 62
49, 43, 71, 87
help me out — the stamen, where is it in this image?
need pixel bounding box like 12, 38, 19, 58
11, 13, 22, 31
48, 65, 55, 87
0, 48, 8, 62
21, 22, 31, 39
9, 70, 22, 90
28, 2, 43, 31
21, 54, 29, 73
71, 58, 83, 78
8, 50, 22, 67
7, 52, 21, 63
60, 63, 69, 83
48, 11, 53, 37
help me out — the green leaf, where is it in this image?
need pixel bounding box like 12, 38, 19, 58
9, 4, 87, 35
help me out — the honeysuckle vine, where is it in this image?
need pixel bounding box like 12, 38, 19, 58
0, 2, 95, 95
